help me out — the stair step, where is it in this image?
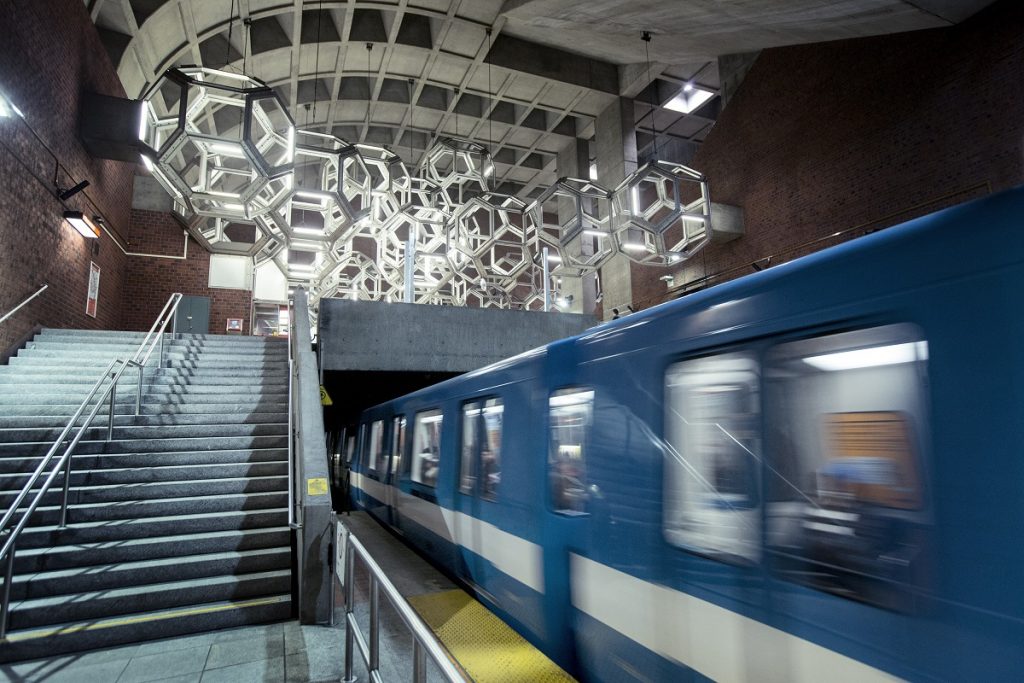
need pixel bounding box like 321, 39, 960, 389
0, 461, 287, 489
0, 422, 287, 444
23, 491, 287, 527
0, 365, 289, 379
0, 475, 288, 507
0, 434, 288, 457
9, 570, 291, 629
0, 594, 292, 664
8, 356, 288, 370
13, 527, 291, 574
0, 412, 287, 429
10, 546, 291, 601
0, 448, 287, 474
16, 508, 287, 548
0, 402, 288, 417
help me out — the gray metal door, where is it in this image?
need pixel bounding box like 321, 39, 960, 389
173, 295, 210, 334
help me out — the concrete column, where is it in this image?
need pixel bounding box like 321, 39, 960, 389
595, 97, 638, 319
555, 140, 588, 314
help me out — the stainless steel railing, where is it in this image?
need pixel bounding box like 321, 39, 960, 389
339, 522, 469, 683
0, 292, 183, 637
0, 284, 48, 327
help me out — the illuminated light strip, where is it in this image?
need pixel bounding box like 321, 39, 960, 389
570, 553, 900, 682
350, 473, 544, 593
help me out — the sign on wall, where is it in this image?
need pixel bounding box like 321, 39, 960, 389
226, 317, 243, 333
86, 262, 100, 318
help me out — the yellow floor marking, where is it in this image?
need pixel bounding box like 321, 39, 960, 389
2, 595, 288, 642
409, 589, 576, 683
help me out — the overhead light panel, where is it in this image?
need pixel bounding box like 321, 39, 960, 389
664, 86, 714, 114
803, 341, 928, 372
63, 211, 100, 238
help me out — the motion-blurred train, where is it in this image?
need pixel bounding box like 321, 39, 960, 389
341, 187, 1024, 681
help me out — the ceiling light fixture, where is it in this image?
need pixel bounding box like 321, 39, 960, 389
664, 87, 714, 114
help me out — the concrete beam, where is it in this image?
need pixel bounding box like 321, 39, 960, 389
318, 299, 595, 374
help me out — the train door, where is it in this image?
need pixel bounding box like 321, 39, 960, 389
453, 397, 506, 592
385, 415, 406, 527
541, 340, 594, 670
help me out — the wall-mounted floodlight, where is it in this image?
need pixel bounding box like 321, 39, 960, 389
63, 210, 101, 238
58, 180, 90, 201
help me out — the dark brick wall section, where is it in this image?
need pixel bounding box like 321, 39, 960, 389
630, 0, 1024, 310
122, 210, 253, 334
0, 0, 134, 353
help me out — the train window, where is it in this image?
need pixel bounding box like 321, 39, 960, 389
764, 324, 930, 611
460, 399, 504, 499
390, 416, 406, 480
549, 389, 593, 515
345, 434, 356, 464
367, 420, 385, 472
411, 409, 443, 488
459, 403, 479, 494
664, 353, 761, 563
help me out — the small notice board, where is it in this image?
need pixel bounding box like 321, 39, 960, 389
86, 262, 100, 318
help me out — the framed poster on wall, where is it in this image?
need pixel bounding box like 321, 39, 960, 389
86, 261, 100, 318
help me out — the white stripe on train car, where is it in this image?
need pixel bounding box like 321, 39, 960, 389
350, 473, 544, 593
569, 553, 902, 683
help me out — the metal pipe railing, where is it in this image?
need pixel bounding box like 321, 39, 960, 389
340, 523, 469, 683
0, 293, 183, 637
0, 284, 48, 327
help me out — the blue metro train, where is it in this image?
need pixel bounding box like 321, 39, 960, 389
344, 187, 1024, 681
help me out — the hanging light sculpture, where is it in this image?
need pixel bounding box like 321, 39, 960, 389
524, 178, 616, 277
138, 67, 295, 253
611, 161, 712, 265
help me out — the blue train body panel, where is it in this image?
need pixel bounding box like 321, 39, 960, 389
346, 187, 1024, 681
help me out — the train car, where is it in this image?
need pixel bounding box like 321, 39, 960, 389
345, 187, 1024, 681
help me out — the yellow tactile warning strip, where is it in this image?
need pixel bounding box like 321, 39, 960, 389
2, 595, 289, 642
408, 589, 576, 683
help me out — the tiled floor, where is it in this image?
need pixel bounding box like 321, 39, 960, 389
0, 620, 347, 683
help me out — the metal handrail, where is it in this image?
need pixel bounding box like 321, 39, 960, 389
0, 284, 48, 327
0, 293, 183, 637
340, 524, 469, 683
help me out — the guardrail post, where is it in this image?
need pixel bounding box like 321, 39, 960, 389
413, 641, 426, 683
343, 545, 356, 683
370, 577, 380, 674
107, 373, 117, 442
135, 363, 144, 416
0, 539, 14, 638
58, 445, 73, 528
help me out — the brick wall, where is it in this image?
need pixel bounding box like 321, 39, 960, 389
629, 0, 1024, 310
0, 0, 134, 355
121, 209, 253, 334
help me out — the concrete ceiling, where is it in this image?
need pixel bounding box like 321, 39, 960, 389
85, 0, 994, 200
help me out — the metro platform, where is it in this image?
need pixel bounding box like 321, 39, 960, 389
0, 511, 573, 682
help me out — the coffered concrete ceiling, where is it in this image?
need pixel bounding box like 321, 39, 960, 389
85, 0, 994, 200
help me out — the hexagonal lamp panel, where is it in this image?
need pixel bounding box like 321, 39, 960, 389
139, 67, 294, 222
448, 193, 529, 287
611, 160, 711, 265
421, 136, 492, 207
525, 178, 616, 277
187, 214, 268, 257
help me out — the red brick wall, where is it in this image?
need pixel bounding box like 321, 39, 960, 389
629, 0, 1024, 310
122, 209, 253, 334
0, 0, 134, 354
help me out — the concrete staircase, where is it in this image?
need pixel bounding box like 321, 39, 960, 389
0, 328, 293, 661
